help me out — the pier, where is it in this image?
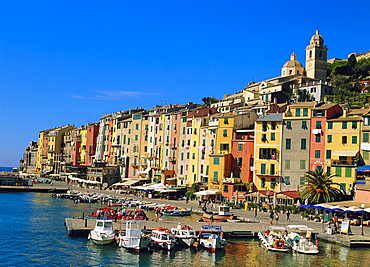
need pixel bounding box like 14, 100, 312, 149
65, 217, 256, 239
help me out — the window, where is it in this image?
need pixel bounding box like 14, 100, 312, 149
364, 151, 369, 160
345, 168, 351, 178
193, 141, 196, 147
340, 183, 346, 191
271, 178, 276, 188
315, 134, 321, 143
270, 164, 275, 175
342, 122, 347, 129
261, 178, 266, 188
271, 122, 277, 130
300, 160, 306, 170
135, 135, 138, 141
238, 143, 243, 151
295, 108, 301, 117
200, 165, 204, 174
300, 177, 306, 185
192, 165, 195, 172
271, 133, 275, 141
335, 167, 342, 177
181, 140, 185, 147
220, 143, 229, 151
181, 153, 184, 161
285, 160, 290, 169
223, 130, 227, 137
286, 138, 291, 149
262, 122, 268, 131
352, 122, 357, 129
224, 185, 228, 193
284, 176, 290, 185
213, 172, 218, 182
194, 128, 197, 135
352, 136, 357, 144
315, 150, 320, 158
328, 122, 333, 129
327, 166, 331, 175
213, 157, 220, 165
224, 118, 229, 124
301, 139, 307, 150
261, 164, 266, 174
302, 120, 307, 129
192, 153, 195, 159
364, 133, 369, 142
327, 135, 332, 143
262, 134, 267, 142
237, 158, 242, 166
326, 150, 331, 159
342, 136, 347, 144
303, 108, 308, 116
316, 121, 321, 129
286, 121, 292, 129
135, 124, 139, 130
187, 153, 189, 159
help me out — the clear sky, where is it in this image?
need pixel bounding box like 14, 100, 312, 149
0, 0, 369, 167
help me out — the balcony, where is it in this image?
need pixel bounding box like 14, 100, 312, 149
131, 163, 139, 169
222, 177, 241, 184
331, 159, 358, 167
209, 121, 219, 127
171, 145, 177, 150
169, 157, 176, 164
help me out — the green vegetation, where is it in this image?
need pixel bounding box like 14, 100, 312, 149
327, 55, 370, 106
201, 96, 218, 107
300, 169, 344, 204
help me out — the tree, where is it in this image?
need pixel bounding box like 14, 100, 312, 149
300, 169, 344, 204
202, 97, 218, 107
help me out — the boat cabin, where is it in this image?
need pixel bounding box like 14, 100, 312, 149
218, 205, 230, 216
95, 219, 113, 231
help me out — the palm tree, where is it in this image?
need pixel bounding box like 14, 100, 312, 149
300, 169, 344, 204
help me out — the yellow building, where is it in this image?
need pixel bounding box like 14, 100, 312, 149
325, 110, 362, 192
208, 153, 231, 191
80, 128, 87, 165
254, 114, 283, 193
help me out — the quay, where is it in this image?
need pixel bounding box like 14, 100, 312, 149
65, 217, 256, 238
0, 182, 69, 193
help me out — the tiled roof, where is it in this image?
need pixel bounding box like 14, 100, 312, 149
256, 113, 283, 122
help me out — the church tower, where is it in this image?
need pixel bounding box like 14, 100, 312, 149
305, 30, 328, 82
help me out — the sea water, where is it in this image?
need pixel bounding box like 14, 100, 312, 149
0, 192, 369, 267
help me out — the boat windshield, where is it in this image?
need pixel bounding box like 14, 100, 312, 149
97, 221, 104, 227
104, 222, 112, 228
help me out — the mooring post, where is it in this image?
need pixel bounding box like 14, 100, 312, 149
82, 212, 84, 220
85, 218, 87, 227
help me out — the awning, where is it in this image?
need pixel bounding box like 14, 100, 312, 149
113, 179, 141, 186
356, 165, 370, 172
154, 172, 161, 176
332, 151, 358, 157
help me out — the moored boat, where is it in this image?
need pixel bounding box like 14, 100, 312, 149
115, 220, 151, 251
170, 224, 197, 247
88, 219, 115, 245
202, 205, 234, 221
258, 226, 290, 252
285, 225, 319, 254
150, 227, 177, 251
163, 207, 191, 216
198, 225, 227, 252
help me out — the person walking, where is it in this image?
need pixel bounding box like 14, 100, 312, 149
270, 211, 274, 225
254, 207, 257, 219
287, 210, 291, 221
275, 213, 279, 225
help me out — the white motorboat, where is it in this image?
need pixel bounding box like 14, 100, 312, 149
198, 225, 227, 252
170, 224, 197, 247
258, 226, 290, 252
150, 227, 177, 251
115, 220, 151, 251
285, 225, 319, 254
88, 219, 115, 245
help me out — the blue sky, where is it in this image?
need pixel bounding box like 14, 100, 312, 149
0, 0, 369, 167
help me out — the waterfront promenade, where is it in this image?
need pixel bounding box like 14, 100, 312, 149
54, 181, 370, 247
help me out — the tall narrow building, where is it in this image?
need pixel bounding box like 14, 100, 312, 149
305, 30, 328, 82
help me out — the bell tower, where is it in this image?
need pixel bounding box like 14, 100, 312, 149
305, 30, 328, 82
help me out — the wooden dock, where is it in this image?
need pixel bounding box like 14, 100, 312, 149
65, 218, 257, 239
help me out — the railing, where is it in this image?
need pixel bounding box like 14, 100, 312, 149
331, 160, 358, 166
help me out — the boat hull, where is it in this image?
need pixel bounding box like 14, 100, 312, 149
88, 231, 115, 245
203, 213, 233, 221
117, 235, 151, 250
199, 236, 226, 252
258, 231, 290, 252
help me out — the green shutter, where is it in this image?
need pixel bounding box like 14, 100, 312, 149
300, 160, 305, 169
261, 164, 266, 174
364, 133, 369, 142
335, 167, 342, 177
345, 167, 352, 178
285, 160, 290, 169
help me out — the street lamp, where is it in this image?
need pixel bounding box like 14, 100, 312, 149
361, 204, 365, 236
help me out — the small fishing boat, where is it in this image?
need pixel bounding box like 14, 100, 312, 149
285, 225, 319, 254
163, 207, 191, 216
203, 205, 234, 221
170, 224, 197, 247
88, 219, 115, 245
258, 226, 290, 252
115, 220, 151, 251
198, 225, 227, 252
150, 227, 177, 251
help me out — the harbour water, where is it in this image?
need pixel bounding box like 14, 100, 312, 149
1, 192, 370, 266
